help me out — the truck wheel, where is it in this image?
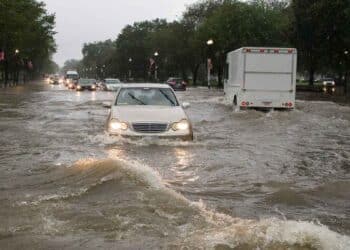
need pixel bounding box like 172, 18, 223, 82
233, 96, 240, 111
233, 96, 237, 106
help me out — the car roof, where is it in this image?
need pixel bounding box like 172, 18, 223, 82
120, 83, 171, 89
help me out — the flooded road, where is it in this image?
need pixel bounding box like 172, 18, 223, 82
0, 81, 350, 249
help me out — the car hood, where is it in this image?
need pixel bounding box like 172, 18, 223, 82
79, 83, 94, 86
106, 84, 122, 88
111, 106, 188, 123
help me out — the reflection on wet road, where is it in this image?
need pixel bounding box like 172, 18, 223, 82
0, 81, 349, 249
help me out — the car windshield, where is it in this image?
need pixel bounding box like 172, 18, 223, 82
168, 78, 181, 81
116, 87, 179, 106
105, 79, 120, 84
79, 79, 95, 84
67, 74, 79, 80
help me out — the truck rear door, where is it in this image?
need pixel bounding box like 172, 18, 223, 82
243, 49, 295, 92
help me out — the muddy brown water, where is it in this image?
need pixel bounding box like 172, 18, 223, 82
0, 82, 349, 249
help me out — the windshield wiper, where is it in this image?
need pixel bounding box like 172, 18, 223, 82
128, 93, 146, 105
159, 89, 176, 106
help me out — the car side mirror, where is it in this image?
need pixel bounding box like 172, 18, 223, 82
182, 102, 190, 109
102, 101, 112, 108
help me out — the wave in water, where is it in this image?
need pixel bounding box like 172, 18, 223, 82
17, 159, 349, 249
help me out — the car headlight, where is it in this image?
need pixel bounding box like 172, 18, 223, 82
77, 85, 82, 89
323, 82, 327, 86
91, 84, 96, 89
332, 82, 335, 86
172, 119, 190, 131
109, 119, 128, 131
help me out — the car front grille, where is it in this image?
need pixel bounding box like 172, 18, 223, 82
132, 123, 168, 134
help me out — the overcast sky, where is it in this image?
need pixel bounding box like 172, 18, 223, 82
43, 0, 198, 66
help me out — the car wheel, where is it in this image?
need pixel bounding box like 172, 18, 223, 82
233, 96, 240, 111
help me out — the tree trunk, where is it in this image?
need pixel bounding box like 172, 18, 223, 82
345, 71, 349, 96
192, 63, 200, 86
308, 66, 314, 86
218, 65, 224, 88
4, 60, 8, 86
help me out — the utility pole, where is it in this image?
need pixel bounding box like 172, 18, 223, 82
207, 39, 214, 89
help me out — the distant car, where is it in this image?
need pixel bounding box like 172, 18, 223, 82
321, 78, 336, 87
67, 79, 77, 89
65, 71, 79, 87
49, 75, 59, 85
105, 83, 193, 141
166, 77, 187, 91
101, 78, 122, 91
76, 78, 97, 91
59, 76, 64, 84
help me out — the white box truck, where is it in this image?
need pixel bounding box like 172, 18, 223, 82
224, 47, 297, 109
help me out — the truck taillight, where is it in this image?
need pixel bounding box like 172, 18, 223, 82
288, 49, 294, 53
245, 49, 251, 53
283, 102, 293, 107
241, 101, 246, 106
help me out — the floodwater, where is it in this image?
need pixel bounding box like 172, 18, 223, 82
0, 82, 349, 249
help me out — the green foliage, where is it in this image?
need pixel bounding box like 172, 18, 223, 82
60, 59, 82, 75
81, 40, 115, 78
0, 0, 56, 81
75, 0, 350, 88
291, 0, 350, 85
77, 0, 295, 85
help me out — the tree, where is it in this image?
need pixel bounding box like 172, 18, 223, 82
291, 0, 350, 86
182, 0, 225, 85
81, 40, 115, 79
113, 19, 168, 81
60, 59, 82, 75
0, 0, 56, 84
195, 0, 291, 86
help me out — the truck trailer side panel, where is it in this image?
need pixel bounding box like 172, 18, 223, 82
225, 47, 297, 109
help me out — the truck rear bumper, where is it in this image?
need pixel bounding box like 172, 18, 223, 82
240, 102, 295, 109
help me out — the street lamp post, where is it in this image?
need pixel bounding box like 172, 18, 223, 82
206, 39, 214, 89
102, 64, 106, 79
345, 50, 349, 95
128, 58, 132, 81
154, 52, 159, 82
14, 49, 20, 85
